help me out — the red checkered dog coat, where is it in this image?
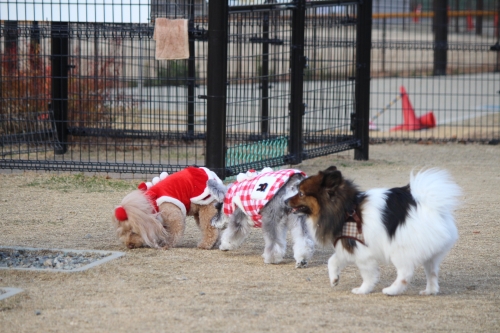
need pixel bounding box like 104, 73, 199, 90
223, 169, 306, 227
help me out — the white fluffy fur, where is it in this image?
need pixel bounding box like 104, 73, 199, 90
326, 168, 461, 295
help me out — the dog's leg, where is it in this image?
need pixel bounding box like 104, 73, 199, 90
352, 258, 380, 295
382, 263, 414, 296
219, 208, 251, 251
420, 250, 448, 295
262, 215, 287, 264
289, 215, 315, 268
195, 203, 220, 250
328, 252, 349, 287
158, 203, 185, 248
421, 259, 440, 296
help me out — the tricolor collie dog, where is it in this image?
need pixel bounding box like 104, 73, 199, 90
112, 166, 226, 250
286, 166, 461, 295
211, 168, 315, 268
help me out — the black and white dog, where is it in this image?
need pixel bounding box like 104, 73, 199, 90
211, 168, 315, 268
286, 167, 461, 295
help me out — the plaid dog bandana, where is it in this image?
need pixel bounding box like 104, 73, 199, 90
223, 169, 305, 228
333, 208, 366, 247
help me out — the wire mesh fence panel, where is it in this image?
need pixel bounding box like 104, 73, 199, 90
1, 1, 211, 176
225, 9, 294, 174
64, 22, 209, 174
223, 1, 362, 175
1, 21, 60, 158
369, 0, 500, 143
302, 4, 360, 158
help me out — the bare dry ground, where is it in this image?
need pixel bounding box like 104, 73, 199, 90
1, 143, 499, 333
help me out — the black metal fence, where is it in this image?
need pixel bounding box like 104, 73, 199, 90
369, 0, 500, 143
1, 0, 369, 178
1, 0, 499, 178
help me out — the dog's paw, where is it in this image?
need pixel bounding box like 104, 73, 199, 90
197, 243, 215, 250
330, 276, 340, 287
262, 251, 284, 264
351, 282, 375, 294
295, 260, 308, 269
219, 242, 236, 251
419, 289, 438, 296
382, 286, 402, 296
263, 255, 283, 264
351, 287, 371, 295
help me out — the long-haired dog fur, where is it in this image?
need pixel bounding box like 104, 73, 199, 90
211, 169, 315, 268
286, 166, 461, 295
112, 166, 226, 250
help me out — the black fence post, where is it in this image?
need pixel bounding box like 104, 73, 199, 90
206, 0, 228, 178
187, 0, 196, 138
261, 12, 270, 135
493, 0, 500, 73
4, 21, 19, 73
354, 0, 372, 161
2, 21, 19, 115
382, 17, 386, 73
31, 21, 41, 52
288, 0, 306, 165
51, 22, 69, 154
433, 0, 448, 76
476, 0, 483, 36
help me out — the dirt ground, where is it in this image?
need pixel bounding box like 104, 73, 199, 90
0, 143, 499, 332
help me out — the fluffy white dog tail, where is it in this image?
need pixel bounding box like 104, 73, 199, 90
410, 168, 462, 214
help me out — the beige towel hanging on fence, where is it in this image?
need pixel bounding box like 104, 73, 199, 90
153, 18, 189, 60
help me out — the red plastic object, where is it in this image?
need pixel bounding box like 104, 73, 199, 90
390, 86, 436, 131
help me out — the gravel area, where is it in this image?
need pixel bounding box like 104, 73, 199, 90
0, 248, 113, 271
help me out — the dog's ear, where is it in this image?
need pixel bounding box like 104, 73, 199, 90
207, 179, 227, 202
214, 201, 223, 212
324, 166, 338, 173
320, 169, 343, 195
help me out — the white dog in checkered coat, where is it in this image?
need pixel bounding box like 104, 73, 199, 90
211, 168, 315, 268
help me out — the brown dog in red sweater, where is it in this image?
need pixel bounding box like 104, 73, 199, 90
112, 166, 226, 250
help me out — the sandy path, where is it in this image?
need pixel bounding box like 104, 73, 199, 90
0, 143, 499, 332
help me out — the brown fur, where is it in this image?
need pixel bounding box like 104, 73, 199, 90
188, 203, 220, 249
286, 166, 363, 251
112, 190, 219, 250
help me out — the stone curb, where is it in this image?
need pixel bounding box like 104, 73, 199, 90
0, 246, 125, 272
0, 287, 24, 301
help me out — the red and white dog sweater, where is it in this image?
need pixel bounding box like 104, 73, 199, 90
223, 169, 305, 227
140, 166, 222, 216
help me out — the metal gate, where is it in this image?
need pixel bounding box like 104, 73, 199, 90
206, 0, 370, 178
